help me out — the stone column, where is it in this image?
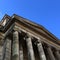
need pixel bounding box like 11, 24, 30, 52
2, 39, 6, 60
26, 34, 35, 60
36, 40, 46, 60
0, 46, 3, 60
19, 45, 23, 60
54, 50, 60, 60
12, 31, 19, 60
0, 41, 4, 60
47, 46, 56, 60
0, 34, 4, 60
3, 38, 11, 60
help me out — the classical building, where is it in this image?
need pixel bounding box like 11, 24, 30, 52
0, 14, 60, 60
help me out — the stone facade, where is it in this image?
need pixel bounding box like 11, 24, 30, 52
0, 14, 60, 60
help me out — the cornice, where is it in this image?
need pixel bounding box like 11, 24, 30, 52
12, 14, 59, 40
12, 14, 60, 45
0, 14, 60, 45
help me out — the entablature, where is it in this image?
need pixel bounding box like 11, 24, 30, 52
0, 14, 60, 49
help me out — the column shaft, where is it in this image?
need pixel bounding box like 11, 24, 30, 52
12, 31, 19, 60
2, 38, 11, 60
2, 39, 7, 60
4, 39, 11, 60
19, 45, 23, 60
26, 36, 35, 60
55, 50, 60, 60
47, 47, 55, 60
37, 43, 46, 60
0, 46, 3, 60
0, 37, 4, 60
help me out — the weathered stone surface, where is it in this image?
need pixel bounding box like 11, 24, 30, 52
0, 38, 11, 60
26, 35, 35, 60
19, 45, 23, 60
47, 46, 56, 60
12, 31, 19, 60
0, 46, 3, 60
37, 42, 46, 60
54, 50, 60, 60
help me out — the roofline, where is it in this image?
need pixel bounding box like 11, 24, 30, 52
0, 14, 60, 45
12, 14, 60, 41
0, 14, 11, 25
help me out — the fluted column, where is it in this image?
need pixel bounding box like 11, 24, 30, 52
2, 39, 7, 60
0, 34, 4, 60
12, 31, 19, 60
0, 40, 4, 60
54, 50, 60, 60
19, 45, 23, 60
3, 38, 11, 60
0, 46, 3, 60
47, 46, 55, 60
36, 40, 46, 60
26, 34, 35, 60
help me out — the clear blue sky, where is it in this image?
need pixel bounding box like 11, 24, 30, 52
0, 0, 60, 39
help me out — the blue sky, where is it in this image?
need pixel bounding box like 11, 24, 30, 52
0, 0, 60, 39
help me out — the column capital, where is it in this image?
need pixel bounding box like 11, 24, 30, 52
13, 29, 22, 35
54, 48, 59, 52
45, 44, 52, 48
0, 33, 5, 46
0, 32, 5, 39
24, 33, 34, 40
13, 25, 20, 32
34, 38, 41, 45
